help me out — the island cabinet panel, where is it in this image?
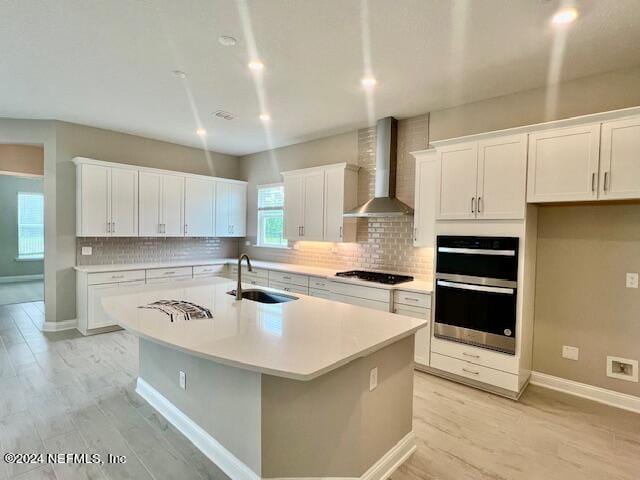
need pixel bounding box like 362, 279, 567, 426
527, 124, 601, 203
599, 116, 640, 200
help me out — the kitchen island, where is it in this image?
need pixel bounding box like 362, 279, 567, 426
102, 276, 426, 480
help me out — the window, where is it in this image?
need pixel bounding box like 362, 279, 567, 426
257, 184, 287, 247
18, 193, 44, 259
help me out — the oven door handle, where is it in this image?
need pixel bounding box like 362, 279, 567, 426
436, 280, 514, 295
437, 247, 516, 256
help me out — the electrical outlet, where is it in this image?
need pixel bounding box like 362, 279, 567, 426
626, 273, 639, 289
81, 246, 92, 256
562, 345, 579, 361
369, 367, 378, 391
179, 371, 186, 390
607, 356, 638, 382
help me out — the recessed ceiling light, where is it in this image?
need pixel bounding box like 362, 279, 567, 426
218, 35, 237, 46
172, 70, 187, 78
259, 113, 271, 122
552, 8, 579, 25
196, 128, 207, 136
248, 60, 265, 71
361, 76, 377, 88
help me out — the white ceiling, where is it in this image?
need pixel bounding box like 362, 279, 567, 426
1, 0, 640, 156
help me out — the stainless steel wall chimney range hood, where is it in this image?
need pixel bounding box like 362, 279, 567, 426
343, 117, 414, 217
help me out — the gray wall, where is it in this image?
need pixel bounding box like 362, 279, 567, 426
0, 175, 44, 277
533, 205, 640, 397
54, 121, 242, 322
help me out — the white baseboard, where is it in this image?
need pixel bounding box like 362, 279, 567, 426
136, 378, 261, 480
0, 274, 43, 284
41, 318, 78, 332
530, 371, 640, 414
136, 378, 416, 480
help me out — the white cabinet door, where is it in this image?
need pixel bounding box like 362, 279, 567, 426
283, 175, 304, 241
228, 182, 247, 237
185, 177, 214, 237
476, 134, 527, 220
215, 181, 230, 237
87, 280, 145, 329
600, 117, 640, 200
437, 142, 478, 219
110, 168, 138, 236
139, 172, 162, 236
161, 175, 185, 236
413, 152, 437, 247
527, 124, 600, 202
394, 304, 431, 367
79, 164, 110, 236
302, 171, 324, 240
323, 167, 344, 242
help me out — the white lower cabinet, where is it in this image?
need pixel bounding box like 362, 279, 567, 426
268, 280, 308, 295
309, 288, 333, 300
430, 353, 520, 392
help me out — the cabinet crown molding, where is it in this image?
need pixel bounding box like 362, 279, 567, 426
72, 157, 247, 184
281, 162, 359, 177
429, 106, 640, 148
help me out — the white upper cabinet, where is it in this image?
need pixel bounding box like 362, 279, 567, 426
138, 172, 184, 237
282, 163, 357, 243
138, 172, 162, 236
412, 150, 437, 247
109, 167, 138, 236
76, 162, 138, 237
301, 170, 325, 240
437, 142, 478, 220
215, 180, 247, 237
476, 134, 527, 220
323, 165, 359, 242
184, 177, 215, 237
599, 117, 640, 200
527, 124, 601, 203
160, 174, 185, 237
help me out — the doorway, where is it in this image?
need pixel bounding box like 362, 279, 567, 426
0, 144, 45, 306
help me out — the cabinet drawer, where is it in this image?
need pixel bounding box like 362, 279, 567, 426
146, 276, 196, 286
146, 266, 193, 280
393, 303, 430, 319
229, 265, 269, 279
245, 279, 268, 288
269, 271, 309, 287
430, 353, 519, 392
268, 281, 308, 295
329, 281, 391, 303
394, 290, 431, 308
88, 270, 145, 286
309, 276, 331, 291
430, 337, 518, 374
193, 264, 226, 276
309, 288, 333, 300
331, 293, 389, 312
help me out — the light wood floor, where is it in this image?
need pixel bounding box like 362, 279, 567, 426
1, 302, 639, 480
0, 282, 44, 307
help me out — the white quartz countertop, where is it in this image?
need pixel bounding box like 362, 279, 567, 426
76, 258, 433, 293
102, 277, 427, 381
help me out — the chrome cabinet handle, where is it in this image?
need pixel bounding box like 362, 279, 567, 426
163, 271, 176, 275
184, 224, 188, 234
462, 368, 480, 375
414, 227, 418, 242
339, 226, 343, 238
471, 197, 475, 214
463, 352, 480, 359
107, 222, 111, 233
283, 276, 291, 280
604, 171, 609, 192
591, 172, 596, 192
112, 222, 116, 233
477, 197, 482, 213
111, 275, 124, 279
403, 297, 420, 302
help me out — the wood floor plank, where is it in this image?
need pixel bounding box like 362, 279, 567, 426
0, 411, 46, 478
43, 431, 107, 480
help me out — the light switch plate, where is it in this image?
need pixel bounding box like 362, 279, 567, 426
81, 246, 92, 256
369, 367, 378, 391
179, 371, 186, 390
626, 273, 639, 289
562, 345, 579, 361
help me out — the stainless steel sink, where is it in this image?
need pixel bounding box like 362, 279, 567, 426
227, 289, 298, 304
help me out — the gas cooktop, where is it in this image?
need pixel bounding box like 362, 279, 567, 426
335, 270, 414, 285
